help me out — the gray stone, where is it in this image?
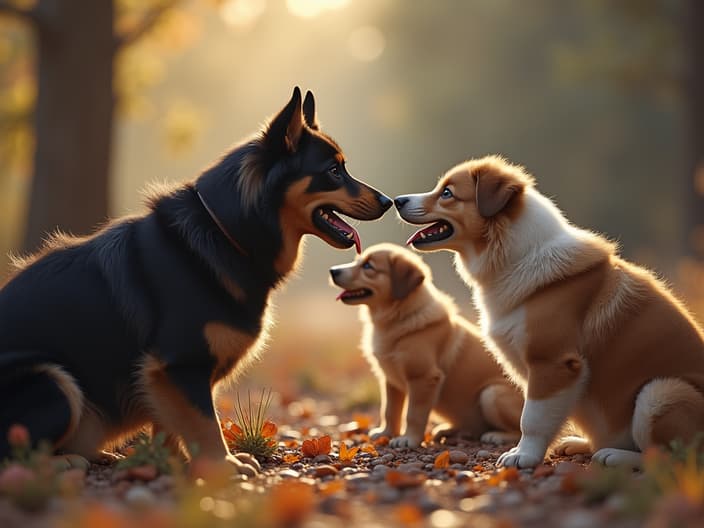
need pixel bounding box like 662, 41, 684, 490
449, 450, 469, 464
476, 450, 491, 460
124, 485, 156, 508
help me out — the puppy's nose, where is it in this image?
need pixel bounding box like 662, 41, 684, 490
378, 194, 393, 211
330, 268, 342, 279
394, 196, 410, 209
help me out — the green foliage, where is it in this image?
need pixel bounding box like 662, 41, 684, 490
225, 389, 277, 460
116, 431, 183, 475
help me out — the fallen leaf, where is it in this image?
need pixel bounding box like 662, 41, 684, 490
487, 467, 520, 486
394, 503, 424, 525
283, 453, 301, 464
352, 413, 373, 430
372, 436, 390, 446
318, 479, 345, 496
424, 431, 433, 444
434, 450, 451, 469
338, 443, 360, 462
361, 445, 378, 457
301, 435, 332, 458
473, 465, 484, 472
269, 481, 316, 526
385, 470, 427, 489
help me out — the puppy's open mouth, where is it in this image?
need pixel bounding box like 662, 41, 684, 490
336, 288, 373, 303
406, 221, 453, 247
313, 207, 361, 253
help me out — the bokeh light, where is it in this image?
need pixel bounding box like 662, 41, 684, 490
220, 0, 267, 29
347, 25, 385, 62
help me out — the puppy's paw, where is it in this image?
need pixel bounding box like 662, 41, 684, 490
389, 435, 422, 449
553, 435, 592, 456
497, 446, 542, 468
480, 431, 520, 445
591, 448, 642, 470
369, 427, 394, 440
226, 452, 261, 477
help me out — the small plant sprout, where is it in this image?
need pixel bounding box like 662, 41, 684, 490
222, 389, 278, 460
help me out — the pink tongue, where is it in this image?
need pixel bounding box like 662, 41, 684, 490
351, 229, 361, 254
326, 214, 361, 253
336, 291, 346, 301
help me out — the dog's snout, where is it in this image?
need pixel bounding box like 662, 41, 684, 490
378, 194, 393, 212
330, 268, 342, 279
394, 196, 410, 210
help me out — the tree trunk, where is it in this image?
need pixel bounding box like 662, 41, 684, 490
23, 0, 114, 252
685, 0, 704, 259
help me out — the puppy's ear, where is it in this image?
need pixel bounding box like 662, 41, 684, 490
302, 90, 319, 130
266, 86, 304, 153
475, 169, 523, 218
390, 254, 425, 300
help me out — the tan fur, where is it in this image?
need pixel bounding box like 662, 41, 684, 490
397, 155, 704, 465
138, 356, 225, 458
203, 321, 257, 386
331, 243, 523, 446
34, 364, 84, 448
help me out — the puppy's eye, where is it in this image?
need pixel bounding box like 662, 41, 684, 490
362, 261, 374, 270
440, 187, 453, 199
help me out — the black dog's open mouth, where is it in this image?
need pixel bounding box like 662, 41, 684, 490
406, 221, 454, 247
336, 288, 373, 303
314, 207, 361, 253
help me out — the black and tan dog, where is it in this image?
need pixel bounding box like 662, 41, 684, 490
0, 87, 391, 474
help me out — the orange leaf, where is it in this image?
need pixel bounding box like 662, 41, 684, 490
230, 423, 243, 436
269, 481, 315, 526
318, 435, 332, 455
472, 465, 484, 472
223, 429, 238, 443
385, 470, 427, 489
433, 450, 450, 469
394, 503, 424, 525
261, 421, 277, 438
283, 453, 301, 464
319, 479, 345, 496
361, 445, 378, 456
372, 435, 390, 446
338, 443, 359, 462
352, 413, 373, 430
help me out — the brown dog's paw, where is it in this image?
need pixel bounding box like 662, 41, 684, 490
226, 453, 261, 477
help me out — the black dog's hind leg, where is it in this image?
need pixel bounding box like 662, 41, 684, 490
140, 361, 260, 476
0, 366, 75, 459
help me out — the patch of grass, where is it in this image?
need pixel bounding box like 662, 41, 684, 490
221, 389, 278, 460
116, 431, 183, 475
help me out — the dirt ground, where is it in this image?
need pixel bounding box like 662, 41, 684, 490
1, 396, 671, 528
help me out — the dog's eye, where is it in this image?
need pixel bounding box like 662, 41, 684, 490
362, 261, 374, 270
440, 187, 453, 199
328, 165, 341, 179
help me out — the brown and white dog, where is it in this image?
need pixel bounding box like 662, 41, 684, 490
394, 155, 704, 468
329, 243, 523, 448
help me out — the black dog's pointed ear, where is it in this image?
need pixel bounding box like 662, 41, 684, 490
266, 86, 304, 153
302, 90, 319, 130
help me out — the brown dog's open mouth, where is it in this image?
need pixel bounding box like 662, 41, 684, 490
336, 288, 372, 303
406, 221, 453, 247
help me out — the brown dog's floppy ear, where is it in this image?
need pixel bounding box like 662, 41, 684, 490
302, 90, 319, 130
475, 169, 521, 218
390, 254, 425, 300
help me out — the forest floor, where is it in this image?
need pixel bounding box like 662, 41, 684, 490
0, 396, 701, 528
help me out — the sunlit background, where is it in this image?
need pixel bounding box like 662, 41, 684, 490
1, 0, 703, 404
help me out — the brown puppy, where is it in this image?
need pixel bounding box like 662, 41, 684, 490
395, 155, 704, 468
330, 243, 523, 448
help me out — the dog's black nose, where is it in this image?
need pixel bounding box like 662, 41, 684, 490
330, 268, 342, 278
394, 196, 410, 209
378, 194, 393, 211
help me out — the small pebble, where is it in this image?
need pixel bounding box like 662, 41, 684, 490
455, 470, 476, 482
376, 485, 402, 504
314, 454, 332, 464
449, 450, 469, 464
476, 450, 491, 460
125, 485, 156, 507
397, 462, 424, 472
314, 465, 339, 478
380, 453, 395, 464
279, 469, 301, 479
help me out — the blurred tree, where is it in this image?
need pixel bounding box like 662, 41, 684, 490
0, 0, 187, 252
553, 0, 704, 260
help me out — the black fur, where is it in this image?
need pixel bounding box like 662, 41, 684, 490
0, 87, 391, 459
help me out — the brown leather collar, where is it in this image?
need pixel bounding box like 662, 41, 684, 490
196, 188, 249, 257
